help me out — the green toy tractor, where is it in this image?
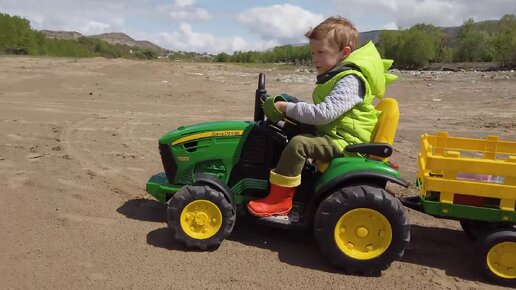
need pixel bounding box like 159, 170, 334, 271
146, 73, 410, 274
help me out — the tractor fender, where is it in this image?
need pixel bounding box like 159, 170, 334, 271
315, 171, 409, 201
194, 173, 236, 213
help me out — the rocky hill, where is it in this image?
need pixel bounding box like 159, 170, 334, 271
41, 30, 82, 40
359, 30, 386, 45
92, 32, 163, 51
40, 30, 164, 51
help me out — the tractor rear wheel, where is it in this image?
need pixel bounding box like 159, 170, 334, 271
314, 185, 410, 274
167, 184, 235, 250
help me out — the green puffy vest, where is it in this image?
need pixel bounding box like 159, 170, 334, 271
313, 41, 397, 153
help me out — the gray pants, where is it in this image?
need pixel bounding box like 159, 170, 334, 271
275, 134, 343, 177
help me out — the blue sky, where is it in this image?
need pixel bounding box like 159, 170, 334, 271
1, 0, 515, 54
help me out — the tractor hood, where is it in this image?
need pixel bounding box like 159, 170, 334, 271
157, 120, 255, 187
159, 120, 254, 146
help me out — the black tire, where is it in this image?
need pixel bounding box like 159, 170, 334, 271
460, 219, 510, 240
314, 185, 410, 274
477, 229, 516, 286
167, 185, 235, 250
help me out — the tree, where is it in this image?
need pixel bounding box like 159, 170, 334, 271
378, 24, 443, 69
215, 52, 230, 62
0, 13, 35, 53
492, 14, 516, 66
398, 28, 437, 68
378, 30, 402, 61
454, 18, 493, 62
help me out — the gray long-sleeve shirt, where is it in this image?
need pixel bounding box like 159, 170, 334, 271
285, 75, 365, 125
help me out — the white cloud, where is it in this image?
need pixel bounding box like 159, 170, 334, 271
237, 4, 325, 43
29, 14, 46, 28
81, 21, 111, 35
382, 22, 398, 30
0, 0, 130, 34
329, 0, 516, 29
159, 1, 211, 22
175, 0, 196, 7
168, 7, 211, 21
157, 23, 278, 54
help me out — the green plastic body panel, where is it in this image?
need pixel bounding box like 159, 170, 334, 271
230, 178, 269, 204
315, 157, 402, 193
161, 120, 254, 185
147, 174, 267, 204
146, 173, 183, 202
146, 121, 254, 201
420, 196, 516, 223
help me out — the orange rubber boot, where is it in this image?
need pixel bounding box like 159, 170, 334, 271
247, 184, 295, 217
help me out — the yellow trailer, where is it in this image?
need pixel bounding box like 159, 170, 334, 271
403, 132, 516, 285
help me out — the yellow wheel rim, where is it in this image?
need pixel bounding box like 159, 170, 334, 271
487, 241, 516, 279
180, 200, 222, 240
334, 208, 393, 260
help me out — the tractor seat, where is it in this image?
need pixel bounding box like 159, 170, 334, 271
317, 98, 400, 172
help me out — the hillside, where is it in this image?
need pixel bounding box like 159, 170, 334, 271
92, 32, 164, 51
41, 30, 82, 40
359, 30, 387, 45
40, 30, 164, 52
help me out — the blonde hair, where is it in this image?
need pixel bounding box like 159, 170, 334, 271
305, 16, 359, 51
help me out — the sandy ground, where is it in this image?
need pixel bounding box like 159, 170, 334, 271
0, 56, 515, 289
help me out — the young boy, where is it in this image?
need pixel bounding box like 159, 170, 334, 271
247, 16, 398, 217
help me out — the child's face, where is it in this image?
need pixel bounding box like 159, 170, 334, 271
309, 37, 349, 75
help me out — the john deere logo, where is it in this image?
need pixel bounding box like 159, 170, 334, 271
172, 130, 243, 145
177, 156, 189, 162
212, 131, 242, 137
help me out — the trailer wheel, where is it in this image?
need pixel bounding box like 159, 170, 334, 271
460, 220, 514, 240
477, 229, 516, 286
459, 219, 502, 240
167, 185, 235, 250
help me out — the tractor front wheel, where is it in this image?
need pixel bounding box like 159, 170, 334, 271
314, 185, 410, 274
167, 185, 235, 250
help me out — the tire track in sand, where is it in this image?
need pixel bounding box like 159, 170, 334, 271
61, 115, 157, 199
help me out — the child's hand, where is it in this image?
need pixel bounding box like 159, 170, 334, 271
275, 101, 288, 112
263, 95, 286, 123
